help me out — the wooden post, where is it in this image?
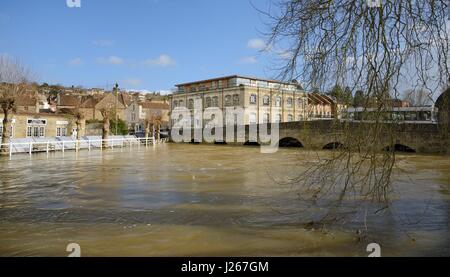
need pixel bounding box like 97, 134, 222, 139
46, 141, 49, 154
9, 141, 12, 158
62, 141, 65, 153
88, 139, 91, 151
29, 142, 32, 156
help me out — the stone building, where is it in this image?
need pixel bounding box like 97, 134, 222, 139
169, 75, 318, 126
56, 92, 131, 121
126, 99, 170, 132
0, 112, 82, 139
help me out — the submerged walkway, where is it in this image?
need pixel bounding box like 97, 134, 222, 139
1, 136, 167, 157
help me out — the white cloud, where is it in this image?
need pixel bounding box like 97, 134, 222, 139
144, 54, 176, 67
93, 40, 114, 47
123, 78, 142, 86
68, 57, 83, 66
239, 56, 258, 64
247, 38, 267, 50
96, 56, 124, 65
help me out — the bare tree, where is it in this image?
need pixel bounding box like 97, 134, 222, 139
402, 88, 433, 106
263, 0, 449, 225
100, 104, 114, 149
144, 112, 163, 143
0, 55, 31, 155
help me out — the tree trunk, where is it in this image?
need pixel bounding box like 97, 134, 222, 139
145, 122, 150, 140
152, 125, 156, 141
0, 109, 12, 155
102, 117, 110, 149
76, 120, 82, 140
156, 124, 161, 140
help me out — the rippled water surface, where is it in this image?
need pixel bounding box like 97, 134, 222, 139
0, 144, 449, 256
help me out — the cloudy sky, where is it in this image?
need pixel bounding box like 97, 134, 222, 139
0, 0, 282, 92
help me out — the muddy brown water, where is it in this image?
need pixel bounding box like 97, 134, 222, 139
0, 143, 449, 256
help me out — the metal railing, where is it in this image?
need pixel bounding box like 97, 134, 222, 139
0, 136, 168, 157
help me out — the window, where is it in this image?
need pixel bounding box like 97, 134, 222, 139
286, 97, 293, 107
205, 97, 212, 108
56, 127, 67, 137
212, 81, 217, 89
263, 95, 270, 106
249, 112, 257, 124
263, 113, 270, 123
188, 99, 194, 109
275, 96, 282, 107
131, 113, 136, 121
233, 94, 240, 105
27, 126, 45, 138
179, 100, 184, 107
218, 80, 223, 88
249, 94, 257, 104
287, 114, 293, 122
212, 96, 219, 107
297, 98, 303, 108
225, 95, 232, 106
275, 114, 282, 123
173, 100, 178, 108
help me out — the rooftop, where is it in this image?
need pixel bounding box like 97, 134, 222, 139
175, 75, 298, 87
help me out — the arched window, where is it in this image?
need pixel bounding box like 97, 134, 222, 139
173, 100, 178, 108
287, 114, 293, 122
275, 96, 282, 107
263, 113, 270, 123
263, 95, 270, 106
286, 97, 293, 107
205, 97, 212, 108
188, 99, 194, 109
225, 95, 232, 106
212, 96, 219, 107
233, 94, 240, 105
275, 114, 282, 123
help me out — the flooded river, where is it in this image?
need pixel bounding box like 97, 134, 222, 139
0, 143, 449, 256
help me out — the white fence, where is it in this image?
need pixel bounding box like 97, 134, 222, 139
0, 135, 167, 157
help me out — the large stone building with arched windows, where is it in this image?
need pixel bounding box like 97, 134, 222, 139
169, 75, 336, 127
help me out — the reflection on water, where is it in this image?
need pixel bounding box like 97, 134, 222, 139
0, 144, 449, 256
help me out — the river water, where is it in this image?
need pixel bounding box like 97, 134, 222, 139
0, 143, 449, 256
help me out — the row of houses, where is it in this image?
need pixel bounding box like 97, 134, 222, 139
0, 90, 170, 140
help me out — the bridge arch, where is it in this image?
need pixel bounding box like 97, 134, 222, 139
323, 142, 345, 150
278, 137, 304, 148
384, 144, 416, 153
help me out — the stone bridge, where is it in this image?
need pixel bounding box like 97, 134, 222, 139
172, 120, 450, 154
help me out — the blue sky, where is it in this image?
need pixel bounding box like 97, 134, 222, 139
0, 0, 279, 92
